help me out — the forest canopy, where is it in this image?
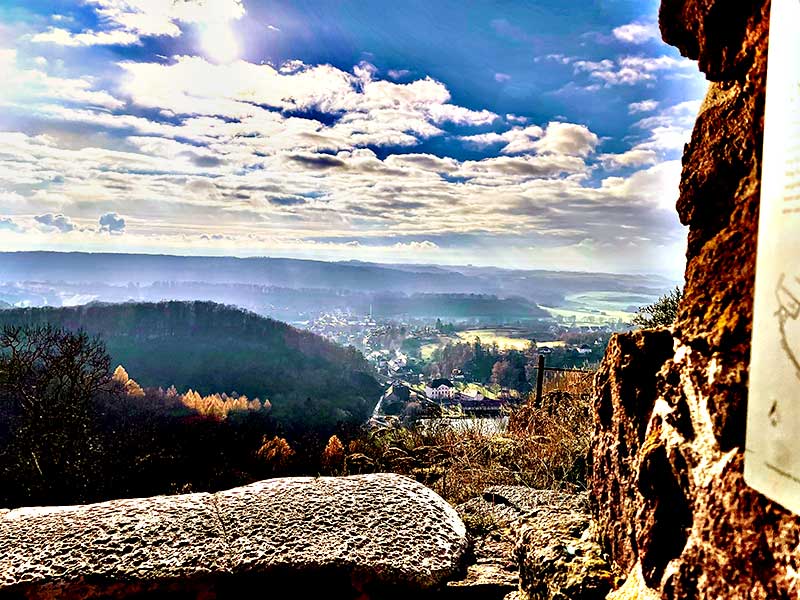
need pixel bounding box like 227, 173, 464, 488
0, 301, 382, 430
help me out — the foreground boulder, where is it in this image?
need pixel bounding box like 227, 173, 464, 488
0, 473, 468, 599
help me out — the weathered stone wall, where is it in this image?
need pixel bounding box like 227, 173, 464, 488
591, 0, 800, 597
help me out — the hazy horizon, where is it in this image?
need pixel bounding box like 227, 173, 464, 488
0, 249, 681, 281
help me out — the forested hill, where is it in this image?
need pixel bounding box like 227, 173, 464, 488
0, 301, 382, 428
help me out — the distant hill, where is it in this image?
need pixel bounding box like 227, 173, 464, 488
0, 252, 674, 307
0, 301, 382, 428
371, 293, 550, 319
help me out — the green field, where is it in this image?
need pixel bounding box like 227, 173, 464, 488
455, 328, 533, 351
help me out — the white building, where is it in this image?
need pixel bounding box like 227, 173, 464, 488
425, 378, 456, 400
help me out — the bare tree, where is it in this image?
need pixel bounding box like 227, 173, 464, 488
0, 325, 111, 505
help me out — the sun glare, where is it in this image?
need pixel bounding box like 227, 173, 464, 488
201, 23, 240, 64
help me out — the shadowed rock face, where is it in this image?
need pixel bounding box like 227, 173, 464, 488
0, 474, 469, 599
592, 0, 800, 597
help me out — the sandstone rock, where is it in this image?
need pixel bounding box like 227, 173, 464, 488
0, 473, 469, 598
452, 488, 529, 599
511, 490, 613, 600
590, 329, 673, 574
592, 1, 800, 597
450, 487, 613, 600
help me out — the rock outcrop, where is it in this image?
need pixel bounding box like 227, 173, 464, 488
513, 490, 613, 600
592, 0, 800, 597
455, 486, 613, 600
0, 473, 469, 599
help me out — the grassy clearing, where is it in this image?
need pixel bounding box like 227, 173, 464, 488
455, 328, 533, 351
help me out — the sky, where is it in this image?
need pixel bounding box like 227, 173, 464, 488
0, 0, 707, 276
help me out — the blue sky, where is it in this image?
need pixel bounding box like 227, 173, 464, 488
0, 0, 707, 276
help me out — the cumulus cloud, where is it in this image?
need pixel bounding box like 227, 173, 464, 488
461, 125, 544, 154
34, 213, 75, 232
31, 0, 245, 46
494, 72, 512, 83
533, 122, 599, 156
599, 148, 659, 169
612, 22, 660, 44
113, 57, 497, 152
99, 212, 126, 233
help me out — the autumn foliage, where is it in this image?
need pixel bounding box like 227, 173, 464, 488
256, 436, 295, 475
114, 364, 271, 420
321, 435, 345, 474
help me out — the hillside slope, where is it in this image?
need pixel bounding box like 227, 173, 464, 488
0, 301, 382, 427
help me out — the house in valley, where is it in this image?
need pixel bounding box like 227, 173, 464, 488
425, 378, 456, 400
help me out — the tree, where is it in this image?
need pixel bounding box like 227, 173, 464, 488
321, 434, 345, 474
256, 435, 295, 475
633, 287, 683, 328
0, 325, 111, 505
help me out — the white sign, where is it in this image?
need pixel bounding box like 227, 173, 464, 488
746, 0, 800, 513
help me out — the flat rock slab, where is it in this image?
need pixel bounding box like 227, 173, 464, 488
0, 474, 468, 599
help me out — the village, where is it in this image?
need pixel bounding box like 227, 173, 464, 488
305, 308, 616, 424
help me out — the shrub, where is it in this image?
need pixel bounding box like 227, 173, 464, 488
633, 287, 682, 328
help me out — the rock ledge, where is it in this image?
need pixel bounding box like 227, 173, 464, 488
0, 473, 468, 598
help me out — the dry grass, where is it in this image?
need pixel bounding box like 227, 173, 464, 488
345, 371, 594, 505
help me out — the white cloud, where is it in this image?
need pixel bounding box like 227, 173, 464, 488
99, 212, 126, 233
533, 122, 599, 156
35, 213, 75, 233
392, 240, 439, 250
599, 148, 659, 168
31, 27, 141, 46
0, 48, 125, 110
602, 160, 682, 210
495, 72, 511, 83
113, 57, 496, 151
30, 0, 245, 47
461, 125, 543, 154
535, 54, 572, 65
0, 190, 27, 204
458, 153, 588, 178
629, 99, 659, 114
461, 121, 598, 157
612, 22, 660, 44
574, 55, 695, 87
633, 99, 701, 152
0, 217, 22, 232
427, 104, 497, 126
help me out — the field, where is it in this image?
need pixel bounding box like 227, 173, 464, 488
455, 328, 533, 351
420, 343, 441, 360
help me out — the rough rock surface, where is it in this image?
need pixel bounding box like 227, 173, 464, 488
0, 473, 469, 599
592, 0, 800, 597
513, 490, 614, 600
453, 487, 613, 600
